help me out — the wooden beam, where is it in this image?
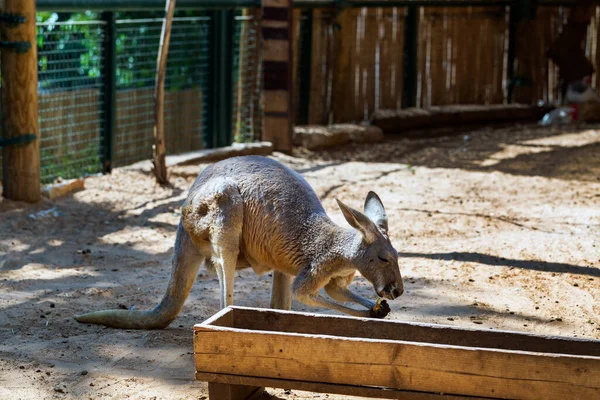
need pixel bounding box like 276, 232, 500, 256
332, 9, 355, 123
197, 372, 483, 400
261, 0, 294, 152
1, 0, 41, 202
230, 306, 600, 356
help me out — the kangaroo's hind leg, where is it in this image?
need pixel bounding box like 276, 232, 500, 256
184, 178, 244, 310
270, 271, 293, 310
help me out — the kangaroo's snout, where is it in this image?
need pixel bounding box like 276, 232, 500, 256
377, 283, 404, 300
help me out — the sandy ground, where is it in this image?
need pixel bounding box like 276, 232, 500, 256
1, 122, 599, 400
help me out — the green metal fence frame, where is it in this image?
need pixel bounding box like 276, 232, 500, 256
208, 9, 235, 148
37, 0, 260, 11
296, 9, 313, 125
101, 12, 116, 172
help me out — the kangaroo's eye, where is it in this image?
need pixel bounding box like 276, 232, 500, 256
378, 256, 389, 263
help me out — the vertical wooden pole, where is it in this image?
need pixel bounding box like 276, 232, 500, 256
1, 0, 40, 202
153, 0, 176, 185
261, 0, 293, 152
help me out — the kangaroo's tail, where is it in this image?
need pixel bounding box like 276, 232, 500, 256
75, 223, 204, 329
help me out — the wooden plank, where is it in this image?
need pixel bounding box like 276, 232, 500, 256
308, 9, 335, 125
332, 9, 357, 123
264, 39, 290, 62
372, 104, 552, 136
428, 8, 445, 105
226, 306, 600, 356
194, 327, 600, 400
196, 372, 488, 400
363, 7, 378, 119
262, 115, 292, 150
261, 0, 293, 152
199, 305, 234, 327
417, 7, 429, 107
378, 7, 405, 110
308, 9, 324, 124
264, 90, 292, 113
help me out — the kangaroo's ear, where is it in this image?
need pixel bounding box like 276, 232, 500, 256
363, 191, 388, 234
336, 198, 379, 243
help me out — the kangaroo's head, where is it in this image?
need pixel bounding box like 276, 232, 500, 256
336, 191, 404, 301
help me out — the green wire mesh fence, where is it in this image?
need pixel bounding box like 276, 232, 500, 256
0, 9, 262, 185
112, 12, 211, 167
37, 19, 106, 184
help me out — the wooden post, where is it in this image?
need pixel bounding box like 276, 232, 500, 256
208, 382, 264, 400
152, 0, 176, 185
261, 0, 294, 152
0, 0, 40, 202
403, 6, 419, 108
332, 9, 354, 123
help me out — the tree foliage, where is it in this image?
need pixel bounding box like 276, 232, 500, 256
36, 11, 209, 92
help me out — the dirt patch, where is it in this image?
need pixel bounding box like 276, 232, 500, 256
1, 123, 599, 399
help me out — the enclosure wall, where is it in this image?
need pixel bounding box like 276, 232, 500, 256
291, 1, 597, 124
1, 1, 598, 185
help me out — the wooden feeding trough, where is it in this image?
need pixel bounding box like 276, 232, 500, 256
194, 307, 600, 399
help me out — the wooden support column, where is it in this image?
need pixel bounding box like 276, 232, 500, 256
261, 0, 293, 152
0, 0, 40, 202
208, 382, 264, 400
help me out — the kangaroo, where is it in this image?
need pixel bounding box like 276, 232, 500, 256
75, 156, 404, 329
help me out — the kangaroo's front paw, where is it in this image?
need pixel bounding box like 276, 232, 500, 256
369, 299, 391, 319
